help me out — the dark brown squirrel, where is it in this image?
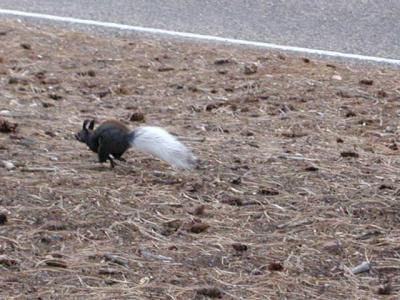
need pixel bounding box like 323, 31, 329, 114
75, 119, 196, 169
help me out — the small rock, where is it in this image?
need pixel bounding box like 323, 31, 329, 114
42, 77, 60, 85
0, 213, 7, 225
247, 141, 259, 148
351, 261, 370, 274
336, 90, 351, 98
0, 255, 19, 267
220, 194, 243, 206
129, 112, 145, 122
232, 243, 248, 252
230, 177, 242, 185
48, 93, 63, 100
87, 70, 96, 77
191, 205, 206, 216
359, 79, 374, 85
116, 85, 129, 95
322, 241, 342, 255
97, 90, 111, 98
186, 182, 203, 193
173, 84, 184, 90
358, 118, 376, 126
1, 160, 15, 170
157, 66, 174, 72
104, 103, 115, 109
0, 110, 10, 116
187, 220, 209, 234
44, 131, 56, 137
332, 74, 342, 81
188, 85, 198, 92
42, 102, 55, 108
243, 63, 258, 75
39, 234, 64, 244
304, 165, 319, 172
267, 262, 284, 271
340, 151, 359, 158
8, 77, 28, 85
210, 88, 218, 94
376, 283, 392, 295
214, 58, 231, 65
20, 43, 31, 50
302, 57, 311, 63
98, 267, 121, 275
345, 110, 356, 117
205, 103, 223, 111
281, 127, 308, 138
45, 259, 68, 268
241, 130, 254, 136
161, 219, 182, 236
35, 71, 46, 80
196, 286, 223, 298
378, 183, 394, 190
387, 141, 398, 151
44, 221, 68, 231
251, 266, 267, 275
18, 138, 35, 148
104, 279, 119, 285
377, 90, 387, 98
258, 187, 279, 196
384, 126, 396, 133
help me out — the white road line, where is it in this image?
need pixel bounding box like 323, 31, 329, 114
1, 8, 400, 66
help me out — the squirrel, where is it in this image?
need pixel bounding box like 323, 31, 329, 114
75, 119, 196, 169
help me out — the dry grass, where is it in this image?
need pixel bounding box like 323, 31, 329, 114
0, 21, 400, 299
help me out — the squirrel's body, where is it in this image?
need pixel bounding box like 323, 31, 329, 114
87, 120, 131, 162
75, 119, 196, 169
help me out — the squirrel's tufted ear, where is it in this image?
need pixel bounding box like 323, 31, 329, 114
83, 119, 90, 130
83, 119, 95, 130
88, 119, 95, 130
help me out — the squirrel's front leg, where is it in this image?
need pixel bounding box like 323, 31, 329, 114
98, 140, 114, 168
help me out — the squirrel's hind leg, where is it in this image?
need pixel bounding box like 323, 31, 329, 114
98, 143, 115, 168
109, 157, 116, 168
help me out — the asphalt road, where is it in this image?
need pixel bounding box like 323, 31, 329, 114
0, 0, 399, 61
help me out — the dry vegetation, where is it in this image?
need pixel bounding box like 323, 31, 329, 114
0, 21, 400, 299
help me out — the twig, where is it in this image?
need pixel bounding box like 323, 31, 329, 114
20, 167, 58, 172
277, 219, 313, 229
104, 254, 129, 267
140, 249, 173, 262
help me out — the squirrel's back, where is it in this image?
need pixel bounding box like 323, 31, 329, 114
92, 120, 131, 158
95, 120, 130, 135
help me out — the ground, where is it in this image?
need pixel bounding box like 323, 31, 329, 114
0, 21, 399, 300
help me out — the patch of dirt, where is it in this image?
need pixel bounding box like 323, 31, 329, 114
0, 21, 400, 299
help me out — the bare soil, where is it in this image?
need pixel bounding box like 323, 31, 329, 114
0, 21, 400, 299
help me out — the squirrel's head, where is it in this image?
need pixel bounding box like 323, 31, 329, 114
75, 119, 95, 144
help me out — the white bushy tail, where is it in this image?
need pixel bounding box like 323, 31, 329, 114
129, 126, 196, 170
